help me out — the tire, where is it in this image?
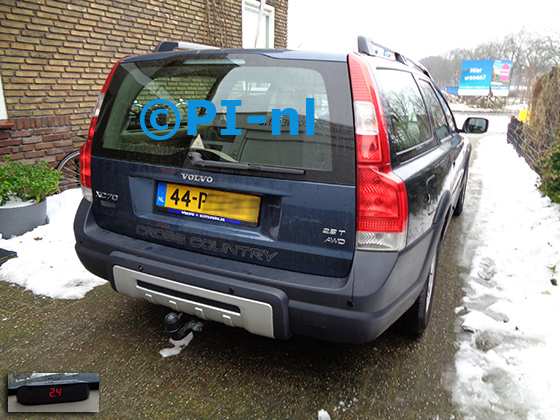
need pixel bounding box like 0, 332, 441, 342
394, 245, 438, 336
453, 169, 468, 217
56, 149, 80, 192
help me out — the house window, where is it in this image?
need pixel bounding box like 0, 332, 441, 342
242, 0, 274, 48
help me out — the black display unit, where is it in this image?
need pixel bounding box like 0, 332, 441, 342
16, 382, 90, 405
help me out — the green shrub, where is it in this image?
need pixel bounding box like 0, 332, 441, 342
537, 137, 560, 203
0, 157, 62, 206
529, 67, 560, 202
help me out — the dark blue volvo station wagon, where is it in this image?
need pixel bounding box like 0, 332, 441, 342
74, 37, 487, 343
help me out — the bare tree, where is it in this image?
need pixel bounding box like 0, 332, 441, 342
419, 30, 560, 101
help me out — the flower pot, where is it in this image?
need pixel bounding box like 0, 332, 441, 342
0, 200, 47, 238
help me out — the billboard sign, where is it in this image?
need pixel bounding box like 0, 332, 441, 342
491, 59, 513, 97
458, 59, 513, 97
458, 60, 493, 96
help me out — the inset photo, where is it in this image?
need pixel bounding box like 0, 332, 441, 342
7, 373, 99, 413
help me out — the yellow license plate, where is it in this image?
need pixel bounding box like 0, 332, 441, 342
156, 182, 260, 224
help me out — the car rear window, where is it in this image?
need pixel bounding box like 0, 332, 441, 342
93, 53, 355, 185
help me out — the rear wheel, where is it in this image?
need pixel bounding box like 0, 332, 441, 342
56, 149, 80, 192
394, 245, 438, 336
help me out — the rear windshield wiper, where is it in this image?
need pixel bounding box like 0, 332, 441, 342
187, 151, 305, 175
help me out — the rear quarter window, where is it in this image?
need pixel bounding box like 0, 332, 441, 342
374, 69, 433, 156
418, 80, 453, 141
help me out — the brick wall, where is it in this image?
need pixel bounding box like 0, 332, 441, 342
0, 0, 288, 165
0, 116, 73, 162
269, 0, 288, 49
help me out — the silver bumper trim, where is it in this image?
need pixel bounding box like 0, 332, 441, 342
113, 266, 275, 338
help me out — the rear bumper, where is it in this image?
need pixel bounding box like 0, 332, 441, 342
112, 265, 279, 339
75, 200, 441, 343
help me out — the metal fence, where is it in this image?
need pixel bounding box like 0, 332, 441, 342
507, 117, 541, 168
507, 115, 560, 170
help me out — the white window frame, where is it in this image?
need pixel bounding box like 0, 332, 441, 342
242, 0, 275, 48
0, 74, 7, 120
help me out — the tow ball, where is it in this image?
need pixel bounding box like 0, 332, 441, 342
164, 312, 205, 341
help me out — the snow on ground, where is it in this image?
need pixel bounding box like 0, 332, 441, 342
451, 118, 560, 420
159, 332, 195, 358
0, 189, 106, 299
450, 102, 527, 114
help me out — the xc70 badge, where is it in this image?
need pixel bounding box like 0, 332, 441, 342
96, 190, 118, 208
95, 191, 118, 201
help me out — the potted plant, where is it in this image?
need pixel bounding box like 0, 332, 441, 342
0, 157, 61, 238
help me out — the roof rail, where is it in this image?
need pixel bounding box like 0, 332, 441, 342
357, 36, 432, 79
357, 36, 407, 65
153, 41, 219, 53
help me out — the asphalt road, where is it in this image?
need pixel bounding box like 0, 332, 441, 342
0, 131, 490, 420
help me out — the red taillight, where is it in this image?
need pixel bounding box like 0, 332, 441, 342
356, 165, 408, 233
79, 118, 95, 189
80, 57, 128, 201
349, 53, 408, 250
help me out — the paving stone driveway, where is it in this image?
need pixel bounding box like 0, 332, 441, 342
0, 222, 466, 420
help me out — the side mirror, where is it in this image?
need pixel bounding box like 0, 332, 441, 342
462, 117, 489, 134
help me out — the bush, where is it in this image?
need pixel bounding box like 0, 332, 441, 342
537, 139, 560, 203
528, 67, 560, 202
0, 157, 62, 206
528, 67, 560, 150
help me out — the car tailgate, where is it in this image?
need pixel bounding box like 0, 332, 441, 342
91, 157, 355, 277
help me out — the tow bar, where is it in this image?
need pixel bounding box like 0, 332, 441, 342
164, 312, 205, 341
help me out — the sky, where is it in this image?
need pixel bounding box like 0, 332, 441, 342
287, 0, 560, 60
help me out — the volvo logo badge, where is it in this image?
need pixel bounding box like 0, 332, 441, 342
180, 173, 214, 183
